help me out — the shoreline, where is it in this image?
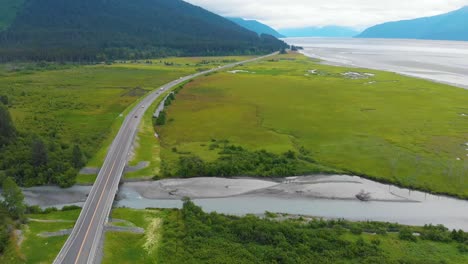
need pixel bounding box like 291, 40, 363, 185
19, 174, 465, 208
284, 37, 468, 90
17, 175, 468, 231
305, 50, 468, 90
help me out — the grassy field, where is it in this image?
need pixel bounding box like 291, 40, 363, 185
103, 208, 163, 264
0, 209, 80, 264
0, 56, 252, 185
157, 52, 468, 198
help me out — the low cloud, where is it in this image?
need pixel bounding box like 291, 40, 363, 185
185, 0, 468, 29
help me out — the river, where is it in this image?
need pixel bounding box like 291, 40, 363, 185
19, 175, 468, 231
284, 37, 468, 89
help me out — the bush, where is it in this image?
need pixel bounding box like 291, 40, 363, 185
43, 207, 58, 214
61, 205, 81, 211
155, 111, 167, 126
420, 225, 452, 242
350, 226, 363, 235
399, 228, 417, 242
458, 243, 468, 253
174, 144, 311, 178
25, 205, 43, 214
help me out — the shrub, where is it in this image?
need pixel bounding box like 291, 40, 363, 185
350, 226, 363, 235
61, 205, 81, 211
25, 205, 43, 214
399, 228, 417, 242
420, 225, 452, 242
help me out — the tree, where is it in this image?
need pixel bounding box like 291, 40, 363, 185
56, 167, 77, 188
178, 155, 206, 177
71, 145, 85, 169
31, 138, 48, 167
155, 111, 167, 126
0, 104, 15, 147
0, 95, 8, 105
0, 204, 10, 253
1, 177, 25, 220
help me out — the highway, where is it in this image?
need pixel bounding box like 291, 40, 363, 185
53, 52, 277, 264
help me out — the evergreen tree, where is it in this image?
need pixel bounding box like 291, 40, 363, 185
0, 104, 15, 147
31, 138, 48, 167
1, 177, 25, 220
71, 145, 84, 169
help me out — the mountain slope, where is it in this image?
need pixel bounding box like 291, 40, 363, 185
227, 17, 284, 38
0, 0, 286, 61
0, 0, 25, 31
279, 26, 359, 38
357, 6, 468, 41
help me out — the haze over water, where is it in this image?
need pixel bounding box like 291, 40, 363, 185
285, 38, 468, 89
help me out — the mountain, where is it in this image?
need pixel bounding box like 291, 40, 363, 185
227, 17, 284, 38
0, 0, 25, 31
0, 0, 287, 61
279, 26, 360, 38
357, 6, 468, 41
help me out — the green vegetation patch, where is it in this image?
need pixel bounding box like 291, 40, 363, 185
103, 208, 163, 264
0, 208, 80, 264
157, 53, 468, 198
0, 56, 252, 186
99, 201, 468, 264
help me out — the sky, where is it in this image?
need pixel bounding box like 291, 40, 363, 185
185, 0, 468, 30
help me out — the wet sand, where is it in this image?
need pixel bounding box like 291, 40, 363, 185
20, 174, 447, 207
284, 38, 468, 89
124, 175, 417, 202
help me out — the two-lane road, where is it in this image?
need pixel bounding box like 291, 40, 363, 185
53, 52, 277, 264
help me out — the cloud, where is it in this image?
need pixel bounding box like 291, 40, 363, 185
185, 0, 468, 29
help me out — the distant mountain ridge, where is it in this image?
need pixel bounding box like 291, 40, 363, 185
0, 0, 287, 61
279, 26, 360, 38
227, 17, 284, 38
357, 6, 468, 41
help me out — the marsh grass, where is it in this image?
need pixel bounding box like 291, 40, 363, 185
158, 53, 468, 198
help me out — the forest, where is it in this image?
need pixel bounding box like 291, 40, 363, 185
156, 199, 468, 264
163, 143, 328, 178
0, 96, 83, 187
0, 0, 287, 62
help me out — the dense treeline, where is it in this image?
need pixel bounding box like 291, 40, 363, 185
0, 99, 83, 187
157, 200, 468, 263
161, 141, 327, 178
0, 0, 287, 62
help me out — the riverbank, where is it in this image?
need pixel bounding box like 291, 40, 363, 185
19, 175, 468, 231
